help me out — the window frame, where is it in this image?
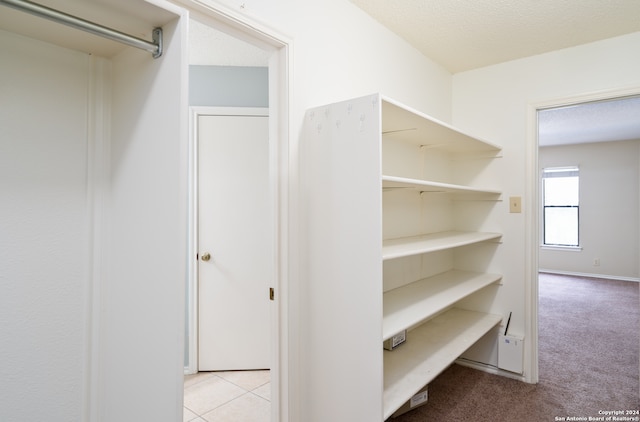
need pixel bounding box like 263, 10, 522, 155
541, 166, 580, 248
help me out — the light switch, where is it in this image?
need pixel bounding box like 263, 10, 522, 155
509, 196, 522, 213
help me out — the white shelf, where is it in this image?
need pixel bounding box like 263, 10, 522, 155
383, 308, 502, 419
383, 270, 502, 341
382, 231, 502, 261
382, 175, 501, 196
381, 97, 501, 152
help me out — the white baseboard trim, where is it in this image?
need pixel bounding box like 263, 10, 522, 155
455, 358, 527, 383
539, 269, 640, 283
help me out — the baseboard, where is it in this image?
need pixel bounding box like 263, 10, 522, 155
539, 269, 640, 283
455, 358, 527, 382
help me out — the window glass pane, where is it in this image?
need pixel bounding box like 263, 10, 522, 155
544, 207, 578, 246
544, 177, 579, 206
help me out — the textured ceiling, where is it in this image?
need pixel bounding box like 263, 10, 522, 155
538, 96, 640, 147
349, 0, 640, 73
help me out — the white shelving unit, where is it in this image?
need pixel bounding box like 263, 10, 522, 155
383, 309, 503, 419
1, 2, 188, 419
383, 270, 502, 341
300, 94, 503, 422
381, 97, 502, 151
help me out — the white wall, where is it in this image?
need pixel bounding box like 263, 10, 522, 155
452, 32, 640, 377
539, 140, 640, 280
98, 16, 187, 422
227, 0, 453, 121
0, 29, 90, 421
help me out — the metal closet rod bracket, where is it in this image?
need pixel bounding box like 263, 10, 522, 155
0, 0, 163, 59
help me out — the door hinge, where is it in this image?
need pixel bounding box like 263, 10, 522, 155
269, 287, 275, 301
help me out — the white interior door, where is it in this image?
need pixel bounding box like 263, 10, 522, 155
197, 109, 271, 371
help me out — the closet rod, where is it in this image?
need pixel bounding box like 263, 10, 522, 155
0, 0, 163, 58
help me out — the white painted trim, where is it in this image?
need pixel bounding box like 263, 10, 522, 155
539, 269, 640, 283
173, 0, 293, 51
539, 245, 582, 252
185, 107, 199, 376
268, 37, 295, 422
455, 358, 526, 382
85, 55, 111, 422
525, 101, 540, 384
176, 9, 192, 419
526, 85, 640, 386
174, 2, 294, 420
192, 106, 269, 116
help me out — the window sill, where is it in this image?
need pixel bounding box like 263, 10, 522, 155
540, 245, 582, 252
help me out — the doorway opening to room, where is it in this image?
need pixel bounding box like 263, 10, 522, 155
180, 5, 291, 421
535, 92, 640, 279
531, 91, 640, 409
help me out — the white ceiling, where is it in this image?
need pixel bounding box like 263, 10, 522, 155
349, 0, 640, 74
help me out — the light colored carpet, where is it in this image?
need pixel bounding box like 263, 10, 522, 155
391, 273, 640, 421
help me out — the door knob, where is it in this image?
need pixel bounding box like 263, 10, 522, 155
201, 252, 211, 262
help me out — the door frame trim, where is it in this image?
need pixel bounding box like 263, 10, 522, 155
174, 2, 294, 420
187, 106, 270, 376
525, 84, 640, 385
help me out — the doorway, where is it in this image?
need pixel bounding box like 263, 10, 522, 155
538, 95, 640, 277
527, 88, 640, 384
185, 17, 271, 374
179, 4, 293, 421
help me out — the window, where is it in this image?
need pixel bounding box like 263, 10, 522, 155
542, 167, 579, 247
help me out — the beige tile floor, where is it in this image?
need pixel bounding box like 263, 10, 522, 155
183, 370, 270, 422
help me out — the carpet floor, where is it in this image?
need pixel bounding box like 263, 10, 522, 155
391, 273, 640, 421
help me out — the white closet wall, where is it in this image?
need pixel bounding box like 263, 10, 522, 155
0, 29, 91, 421
100, 15, 187, 421
0, 1, 187, 420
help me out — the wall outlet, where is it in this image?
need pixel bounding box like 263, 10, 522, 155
593, 258, 600, 267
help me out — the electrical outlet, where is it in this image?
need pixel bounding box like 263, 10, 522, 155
509, 196, 522, 213
594, 258, 600, 267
